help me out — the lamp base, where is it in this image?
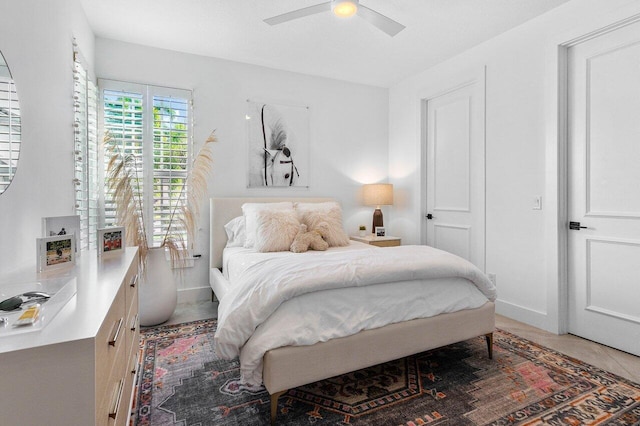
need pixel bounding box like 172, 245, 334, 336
372, 208, 383, 233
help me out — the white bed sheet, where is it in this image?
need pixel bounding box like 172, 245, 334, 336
217, 243, 493, 385
213, 242, 378, 302
222, 240, 377, 282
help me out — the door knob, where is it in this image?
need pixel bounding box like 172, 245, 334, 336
569, 221, 587, 230
426, 213, 434, 220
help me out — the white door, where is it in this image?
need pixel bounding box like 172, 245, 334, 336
425, 80, 485, 270
568, 21, 640, 356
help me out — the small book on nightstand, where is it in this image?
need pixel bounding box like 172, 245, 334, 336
350, 235, 401, 247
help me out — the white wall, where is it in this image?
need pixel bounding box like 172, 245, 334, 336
0, 0, 94, 277
95, 39, 389, 301
389, 0, 640, 332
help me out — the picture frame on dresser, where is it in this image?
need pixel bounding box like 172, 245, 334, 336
36, 234, 76, 272
42, 215, 81, 256
97, 226, 125, 256
375, 226, 386, 237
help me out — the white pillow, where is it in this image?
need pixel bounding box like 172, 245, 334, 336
294, 201, 341, 220
301, 206, 350, 247
224, 216, 246, 248
242, 202, 294, 248
254, 209, 300, 253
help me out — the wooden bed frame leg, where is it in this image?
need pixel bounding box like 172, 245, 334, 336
485, 332, 494, 359
270, 390, 287, 425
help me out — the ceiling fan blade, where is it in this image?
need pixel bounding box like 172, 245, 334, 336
264, 2, 332, 26
357, 4, 405, 36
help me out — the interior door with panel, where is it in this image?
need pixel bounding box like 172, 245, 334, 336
425, 78, 485, 270
567, 20, 640, 356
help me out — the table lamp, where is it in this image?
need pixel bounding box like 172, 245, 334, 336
363, 183, 393, 234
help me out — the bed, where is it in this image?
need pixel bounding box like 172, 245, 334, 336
209, 197, 496, 425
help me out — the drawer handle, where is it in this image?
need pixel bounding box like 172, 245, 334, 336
130, 274, 138, 288
108, 318, 123, 347
130, 314, 138, 332
108, 379, 125, 420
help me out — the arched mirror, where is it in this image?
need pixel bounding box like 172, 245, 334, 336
0, 50, 21, 195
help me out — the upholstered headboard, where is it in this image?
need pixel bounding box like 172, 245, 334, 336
209, 197, 335, 269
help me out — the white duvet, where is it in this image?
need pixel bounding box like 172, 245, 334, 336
215, 244, 497, 386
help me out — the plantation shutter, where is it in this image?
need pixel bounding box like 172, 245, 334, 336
0, 57, 20, 194
152, 96, 189, 247
101, 88, 145, 230
99, 80, 192, 248
73, 44, 98, 250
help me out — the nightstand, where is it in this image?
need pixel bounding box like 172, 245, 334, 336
350, 235, 401, 247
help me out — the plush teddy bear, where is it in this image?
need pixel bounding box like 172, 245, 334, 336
290, 222, 330, 253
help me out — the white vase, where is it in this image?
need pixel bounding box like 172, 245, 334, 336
139, 247, 178, 326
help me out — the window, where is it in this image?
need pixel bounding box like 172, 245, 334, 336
73, 43, 98, 250
99, 80, 192, 248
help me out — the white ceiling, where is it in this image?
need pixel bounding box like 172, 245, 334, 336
80, 0, 571, 88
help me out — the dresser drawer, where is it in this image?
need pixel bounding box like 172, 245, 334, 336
95, 284, 126, 399
124, 260, 139, 314
126, 280, 138, 328
121, 353, 139, 424
369, 239, 400, 247
126, 307, 140, 364
125, 269, 139, 360
96, 347, 127, 426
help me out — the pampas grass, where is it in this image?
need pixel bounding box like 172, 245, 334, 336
166, 131, 216, 247
105, 139, 149, 266
104, 130, 217, 270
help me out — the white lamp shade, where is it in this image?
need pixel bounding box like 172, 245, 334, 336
363, 183, 393, 206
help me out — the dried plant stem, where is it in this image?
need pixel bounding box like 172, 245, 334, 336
162, 130, 217, 249
104, 130, 217, 270
104, 132, 149, 267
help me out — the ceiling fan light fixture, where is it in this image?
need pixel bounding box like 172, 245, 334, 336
264, 0, 404, 37
332, 0, 358, 18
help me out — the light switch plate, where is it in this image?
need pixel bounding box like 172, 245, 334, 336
533, 196, 542, 210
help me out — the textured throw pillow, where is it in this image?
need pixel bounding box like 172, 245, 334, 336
224, 216, 246, 248
301, 206, 350, 247
242, 202, 294, 248
254, 209, 301, 253
294, 201, 341, 220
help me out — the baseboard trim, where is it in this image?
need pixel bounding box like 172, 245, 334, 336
177, 286, 212, 304
495, 299, 549, 332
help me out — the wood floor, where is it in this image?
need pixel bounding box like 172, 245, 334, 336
496, 314, 640, 383
162, 300, 640, 384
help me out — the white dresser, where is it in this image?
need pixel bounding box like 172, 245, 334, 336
0, 247, 139, 426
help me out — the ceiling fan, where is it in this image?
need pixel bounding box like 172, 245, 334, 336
264, 0, 405, 37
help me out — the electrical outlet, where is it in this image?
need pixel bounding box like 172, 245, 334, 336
488, 273, 496, 286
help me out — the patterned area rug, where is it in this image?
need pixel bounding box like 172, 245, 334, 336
132, 319, 640, 425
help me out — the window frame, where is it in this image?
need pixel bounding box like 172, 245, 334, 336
98, 79, 193, 248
